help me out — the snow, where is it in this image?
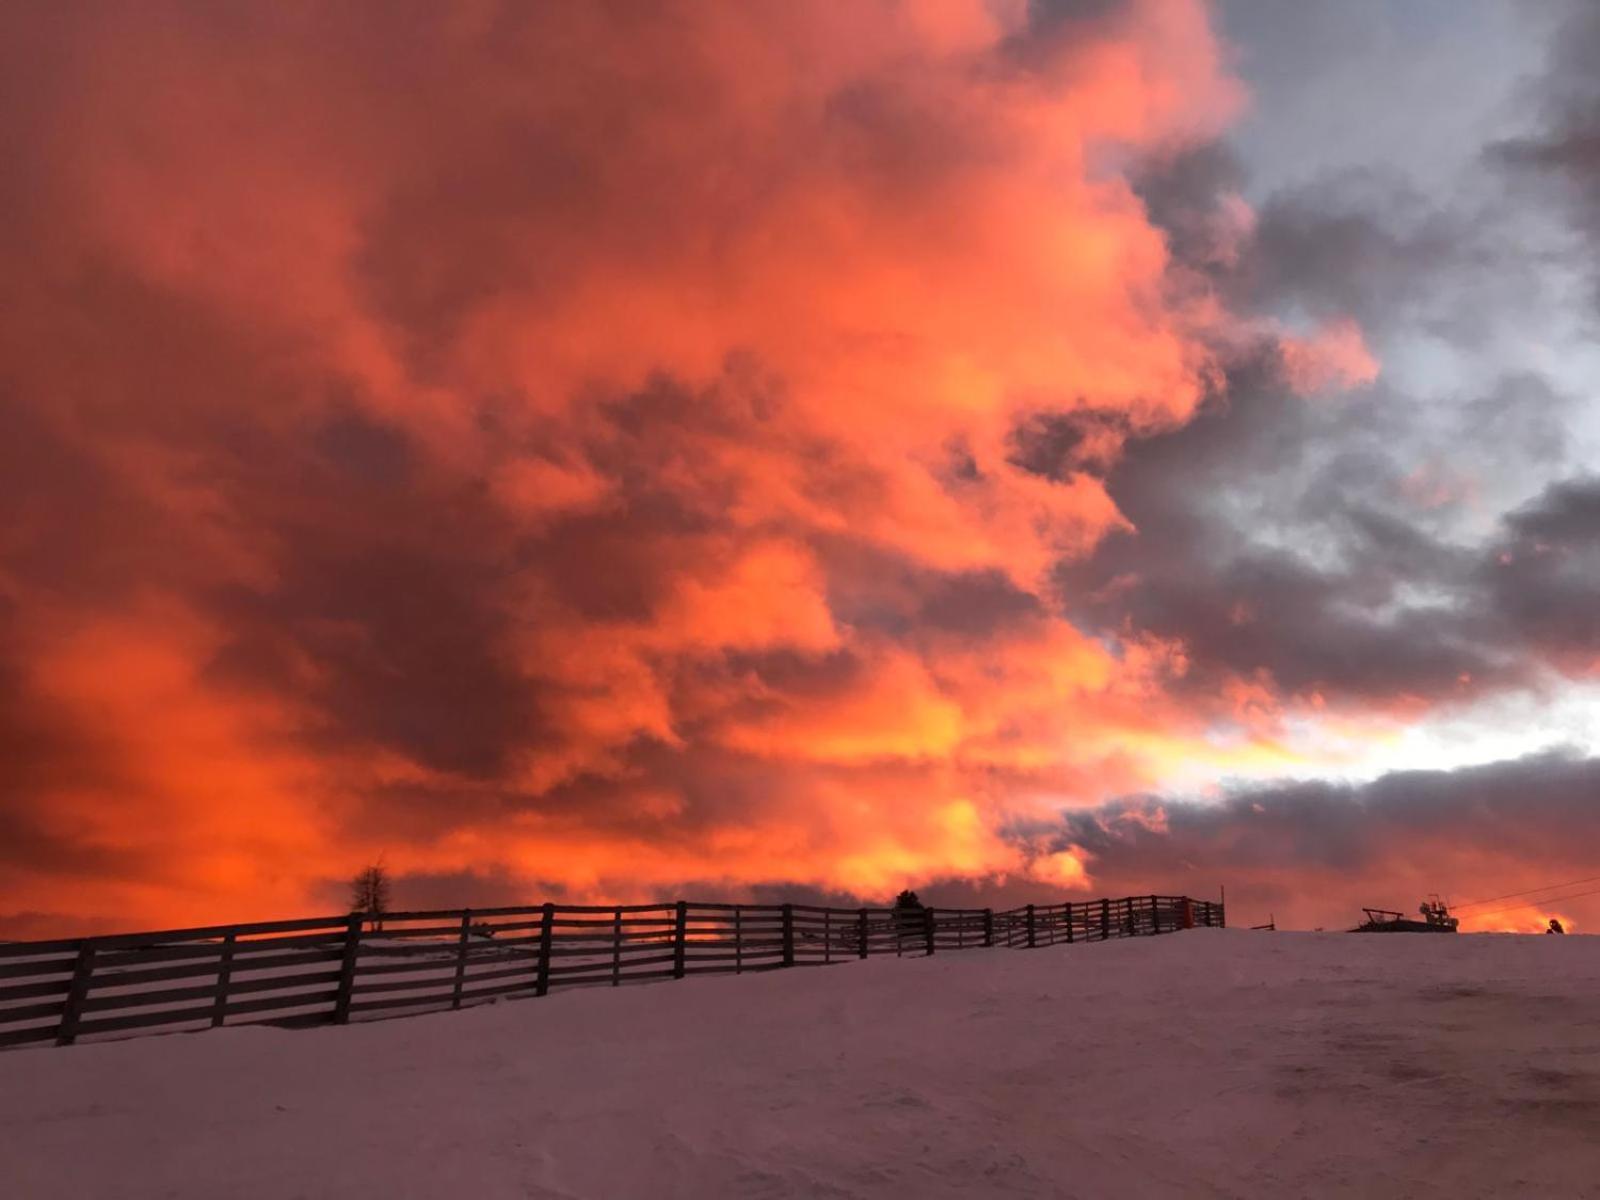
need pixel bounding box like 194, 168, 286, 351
4, 929, 1600, 1198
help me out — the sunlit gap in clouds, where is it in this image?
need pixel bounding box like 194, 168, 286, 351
1131, 681, 1600, 801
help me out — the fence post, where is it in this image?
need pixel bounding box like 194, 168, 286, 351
983, 908, 994, 947
924, 908, 935, 956
612, 906, 622, 986
449, 910, 472, 1010
211, 931, 237, 1028
1026, 904, 1036, 948
333, 913, 362, 1025
735, 906, 744, 974
55, 942, 96, 1047
858, 908, 869, 959
1150, 895, 1159, 934
673, 901, 688, 979
1219, 898, 1227, 929
1066, 904, 1075, 944
781, 903, 795, 967
1100, 898, 1110, 940
536, 903, 556, 996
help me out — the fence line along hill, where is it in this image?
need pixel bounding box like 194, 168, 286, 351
1, 893, 1224, 1052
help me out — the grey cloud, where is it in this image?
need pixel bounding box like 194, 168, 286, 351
1482, 476, 1600, 667
1019, 750, 1600, 929
1489, 4, 1600, 317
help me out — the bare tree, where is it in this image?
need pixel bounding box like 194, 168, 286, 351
350, 862, 392, 932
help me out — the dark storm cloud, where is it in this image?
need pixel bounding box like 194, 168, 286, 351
1129, 141, 1248, 287
1092, 32, 1594, 714
1503, 475, 1600, 545
1136, 143, 1535, 347
1240, 175, 1478, 331
0, 631, 160, 903
1052, 350, 1544, 706
1016, 750, 1600, 928
1482, 476, 1600, 668
913, 569, 1044, 636
1492, 3, 1600, 300
215, 543, 540, 779
1056, 358, 1600, 707
197, 404, 547, 780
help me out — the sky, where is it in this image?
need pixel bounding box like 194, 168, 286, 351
2, 1, 1598, 938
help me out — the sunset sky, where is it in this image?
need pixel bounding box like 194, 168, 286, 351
3, 1, 1599, 939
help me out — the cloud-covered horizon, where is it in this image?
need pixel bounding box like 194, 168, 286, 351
1002, 747, 1600, 934
2, 1, 1596, 937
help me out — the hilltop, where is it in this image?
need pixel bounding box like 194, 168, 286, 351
3, 929, 1599, 1198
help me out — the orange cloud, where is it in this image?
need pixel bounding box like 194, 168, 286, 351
1278, 317, 1381, 394
0, 1, 1362, 936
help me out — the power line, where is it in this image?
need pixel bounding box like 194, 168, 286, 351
1469, 885, 1600, 916
1464, 883, 1600, 920
1453, 873, 1600, 910
1471, 888, 1600, 917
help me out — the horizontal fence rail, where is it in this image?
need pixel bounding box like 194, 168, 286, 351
0, 895, 1222, 1052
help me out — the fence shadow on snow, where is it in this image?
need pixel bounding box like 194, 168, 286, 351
0, 894, 1223, 1052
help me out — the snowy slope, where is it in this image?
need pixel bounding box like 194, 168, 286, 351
3, 929, 1599, 1199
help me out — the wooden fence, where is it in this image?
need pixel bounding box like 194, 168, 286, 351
0, 894, 1222, 1052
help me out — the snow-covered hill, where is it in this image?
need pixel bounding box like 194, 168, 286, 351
4, 929, 1598, 1198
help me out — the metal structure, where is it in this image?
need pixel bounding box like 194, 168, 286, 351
1351, 894, 1458, 933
